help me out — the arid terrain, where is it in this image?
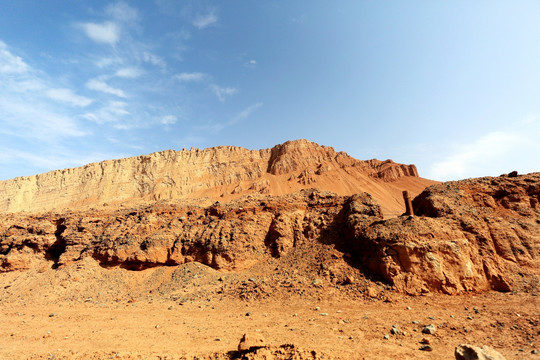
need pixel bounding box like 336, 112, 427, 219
0, 140, 538, 359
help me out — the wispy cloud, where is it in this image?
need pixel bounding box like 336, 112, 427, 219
175, 72, 207, 82
0, 40, 87, 142
86, 78, 127, 98
193, 12, 218, 29
210, 84, 238, 102
201, 102, 263, 133
46, 88, 93, 107
115, 67, 142, 78
160, 115, 178, 125
245, 59, 257, 68
142, 51, 166, 69
429, 117, 540, 181
0, 41, 29, 73
106, 2, 139, 23
83, 100, 130, 124
79, 21, 120, 45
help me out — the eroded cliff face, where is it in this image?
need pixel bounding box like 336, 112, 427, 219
0, 139, 426, 215
1, 173, 538, 295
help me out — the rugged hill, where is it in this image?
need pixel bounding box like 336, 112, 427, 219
0, 139, 434, 216
0, 173, 538, 296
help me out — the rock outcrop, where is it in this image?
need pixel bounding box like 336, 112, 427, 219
0, 139, 430, 216
1, 173, 538, 295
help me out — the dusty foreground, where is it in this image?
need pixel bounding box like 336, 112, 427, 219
1, 280, 538, 359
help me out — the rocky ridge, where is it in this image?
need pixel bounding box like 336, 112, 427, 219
1, 173, 538, 296
0, 139, 429, 216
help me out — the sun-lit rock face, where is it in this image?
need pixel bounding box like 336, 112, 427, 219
0, 139, 428, 215
0, 173, 538, 295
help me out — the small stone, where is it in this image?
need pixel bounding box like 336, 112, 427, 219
390, 326, 400, 335
467, 315, 473, 320
422, 324, 436, 334
167, 306, 173, 310
245, 312, 252, 316
419, 345, 433, 351
215, 338, 221, 341
345, 275, 355, 284
315, 306, 320, 311
248, 277, 255, 282
420, 338, 430, 344
455, 344, 506, 360
473, 307, 480, 314
48, 313, 56, 317
406, 306, 411, 310
428, 316, 435, 320
320, 313, 328, 316
155, 325, 160, 329
531, 349, 538, 354
238, 332, 266, 352
312, 279, 323, 286
383, 334, 390, 340
412, 320, 419, 324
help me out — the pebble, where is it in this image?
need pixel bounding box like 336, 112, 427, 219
383, 335, 390, 340
320, 313, 328, 316
248, 278, 255, 282
315, 306, 320, 311
167, 306, 173, 310
215, 338, 221, 341
422, 325, 436, 335
532, 349, 539, 354
412, 320, 419, 324
49, 313, 56, 317
419, 345, 433, 351
406, 306, 411, 310
390, 326, 400, 335
246, 312, 252, 316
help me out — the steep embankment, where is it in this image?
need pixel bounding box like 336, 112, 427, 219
0, 139, 433, 216
1, 173, 538, 296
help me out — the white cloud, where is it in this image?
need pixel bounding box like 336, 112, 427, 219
429, 118, 540, 181
160, 115, 178, 125
106, 2, 138, 23
245, 59, 257, 68
0, 41, 87, 142
83, 100, 130, 124
200, 102, 263, 132
193, 12, 217, 29
235, 102, 263, 121
0, 41, 29, 74
210, 84, 238, 102
175, 72, 207, 82
46, 88, 93, 107
79, 21, 120, 45
95, 57, 122, 68
86, 78, 127, 98
142, 52, 166, 69
115, 67, 142, 78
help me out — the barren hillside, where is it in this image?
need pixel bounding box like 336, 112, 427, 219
0, 139, 434, 216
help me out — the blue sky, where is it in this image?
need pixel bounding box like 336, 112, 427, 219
1, 1, 539, 181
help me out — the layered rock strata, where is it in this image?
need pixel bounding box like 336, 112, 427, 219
0, 139, 427, 215
1, 173, 538, 295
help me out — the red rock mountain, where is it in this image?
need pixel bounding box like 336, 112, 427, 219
0, 139, 434, 216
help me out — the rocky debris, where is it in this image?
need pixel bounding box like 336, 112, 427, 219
422, 324, 437, 334
238, 332, 266, 352
1, 173, 539, 296
455, 344, 506, 360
